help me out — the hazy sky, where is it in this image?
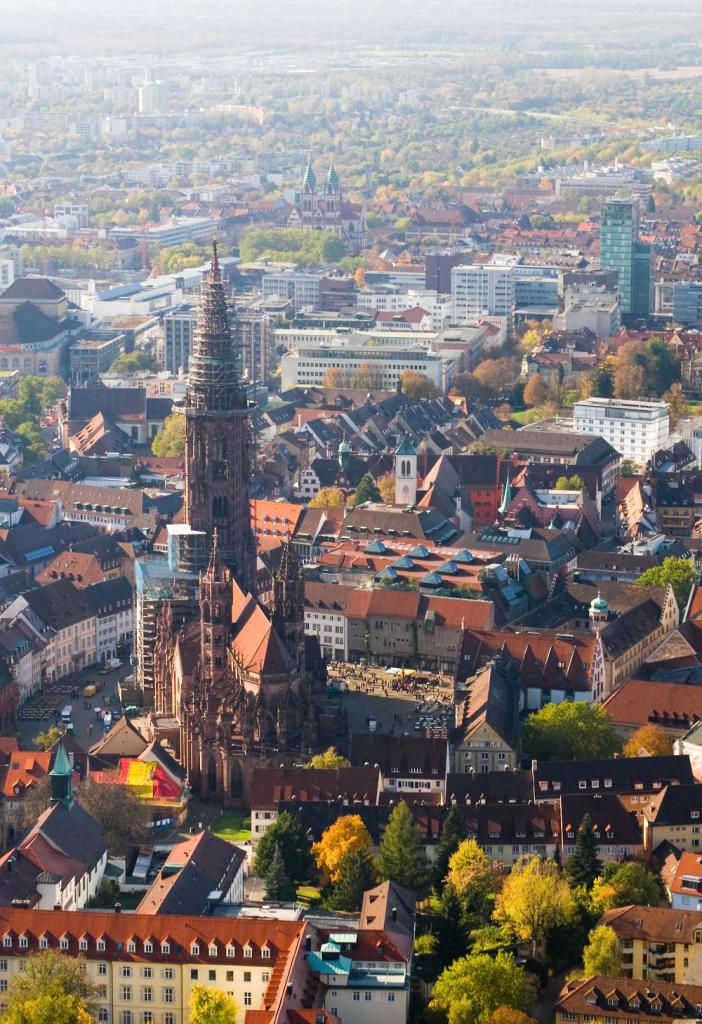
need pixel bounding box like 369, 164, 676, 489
2, 0, 701, 54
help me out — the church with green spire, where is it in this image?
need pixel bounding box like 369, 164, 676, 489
289, 154, 367, 251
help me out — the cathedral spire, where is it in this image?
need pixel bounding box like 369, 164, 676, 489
326, 159, 339, 192
302, 154, 316, 191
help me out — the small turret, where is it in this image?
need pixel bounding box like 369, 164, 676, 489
395, 434, 417, 506
49, 741, 73, 808
589, 591, 609, 629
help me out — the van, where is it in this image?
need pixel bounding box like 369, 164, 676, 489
61, 705, 72, 724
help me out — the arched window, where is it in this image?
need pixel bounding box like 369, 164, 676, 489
230, 761, 243, 799
212, 439, 228, 481
202, 602, 211, 624
207, 755, 217, 793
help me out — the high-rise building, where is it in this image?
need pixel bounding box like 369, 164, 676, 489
599, 197, 651, 318
183, 243, 255, 589
451, 256, 517, 328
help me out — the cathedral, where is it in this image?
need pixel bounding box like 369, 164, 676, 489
288, 156, 367, 251
153, 245, 338, 805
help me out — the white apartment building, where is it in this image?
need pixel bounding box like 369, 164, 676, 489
304, 606, 347, 661
356, 288, 454, 329
573, 397, 670, 465
261, 270, 321, 311
553, 285, 621, 338
451, 256, 516, 330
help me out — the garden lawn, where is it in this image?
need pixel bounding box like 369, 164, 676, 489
210, 812, 252, 842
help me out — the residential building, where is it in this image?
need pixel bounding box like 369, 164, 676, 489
452, 656, 520, 773
304, 582, 352, 661
560, 793, 643, 863
553, 285, 621, 337
573, 398, 670, 465
162, 306, 195, 374
662, 851, 702, 911
0, 907, 313, 1023
556, 975, 702, 1024
643, 784, 702, 854
69, 331, 126, 384
673, 282, 702, 327
262, 271, 322, 312
349, 734, 449, 798
599, 903, 702, 983
608, 682, 702, 745
451, 257, 516, 330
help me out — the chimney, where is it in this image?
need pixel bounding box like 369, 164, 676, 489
391, 906, 397, 923
114, 902, 121, 914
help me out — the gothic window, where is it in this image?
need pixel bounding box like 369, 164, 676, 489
212, 496, 228, 518
202, 602, 211, 624
207, 756, 217, 793
212, 439, 228, 481
230, 761, 243, 799
213, 604, 221, 624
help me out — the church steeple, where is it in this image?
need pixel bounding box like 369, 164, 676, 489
49, 741, 73, 808
302, 155, 316, 192
272, 542, 305, 673
184, 241, 255, 589
326, 159, 339, 193
200, 527, 233, 691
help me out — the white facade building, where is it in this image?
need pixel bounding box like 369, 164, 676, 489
261, 271, 321, 312
573, 397, 670, 465
304, 607, 348, 661
357, 288, 453, 329
451, 256, 516, 328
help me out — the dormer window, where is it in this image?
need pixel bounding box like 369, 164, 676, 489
692, 811, 700, 820
144, 942, 153, 954
208, 945, 217, 958
127, 941, 136, 953
161, 942, 170, 955
244, 946, 253, 959
604, 779, 612, 788
60, 937, 69, 951
18, 936, 28, 950
79, 939, 88, 951
591, 780, 599, 789
2, 936, 10, 949
39, 937, 48, 950
578, 780, 586, 790
191, 944, 199, 957
97, 939, 106, 952
226, 945, 235, 958
262, 946, 271, 960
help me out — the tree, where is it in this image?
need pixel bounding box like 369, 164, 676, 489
645, 337, 680, 394
434, 882, 469, 969
664, 382, 686, 429
109, 350, 158, 374
327, 848, 376, 912
377, 472, 396, 504
624, 724, 674, 758
523, 373, 548, 408
582, 925, 623, 977
239, 228, 345, 266
555, 475, 585, 491
312, 814, 373, 883
377, 800, 427, 893
306, 747, 351, 769
76, 776, 149, 857
614, 360, 646, 400
446, 838, 497, 916
265, 841, 296, 901
189, 983, 239, 1024
401, 369, 438, 400
522, 703, 621, 762
494, 856, 576, 956
351, 362, 381, 390
253, 810, 310, 883
566, 814, 602, 890
3, 950, 98, 1024
429, 951, 538, 1024
472, 358, 521, 399
323, 367, 347, 388
353, 473, 381, 506
151, 412, 186, 457
20, 775, 51, 829
521, 329, 543, 352
433, 803, 466, 890
591, 861, 662, 913
589, 364, 614, 398
33, 724, 63, 750
308, 486, 347, 509
637, 556, 697, 615
16, 421, 48, 465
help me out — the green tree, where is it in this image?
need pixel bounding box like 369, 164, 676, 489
151, 413, 186, 457
239, 227, 345, 266
327, 848, 376, 912
582, 925, 623, 977
589, 365, 614, 398
434, 882, 469, 969
429, 951, 538, 1024
254, 810, 311, 883
554, 475, 585, 491
566, 814, 602, 890
189, 983, 238, 1024
15, 421, 49, 465
433, 803, 466, 889
33, 724, 63, 751
377, 800, 428, 894
637, 556, 697, 615
306, 747, 351, 769
446, 838, 497, 917
495, 857, 576, 956
109, 349, 158, 374
591, 861, 662, 913
522, 702, 621, 762
644, 337, 680, 394
353, 473, 381, 506
265, 841, 296, 901
3, 950, 98, 1024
